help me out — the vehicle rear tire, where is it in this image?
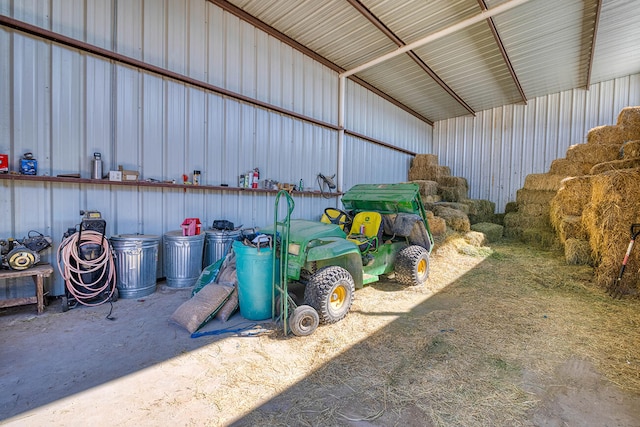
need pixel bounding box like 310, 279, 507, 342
395, 245, 430, 286
289, 305, 319, 337
304, 266, 355, 324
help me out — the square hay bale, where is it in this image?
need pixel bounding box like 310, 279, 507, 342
522, 228, 559, 250
411, 179, 439, 196
564, 238, 593, 265
566, 143, 622, 163
470, 222, 504, 242
426, 211, 447, 236
438, 185, 468, 202
460, 199, 496, 224
616, 106, 640, 131
436, 202, 470, 214
548, 158, 593, 176
589, 158, 640, 175
437, 176, 468, 188
554, 215, 588, 243
586, 125, 628, 145
504, 212, 551, 233
423, 195, 442, 203
622, 140, 640, 159
518, 203, 550, 217
516, 189, 557, 205
409, 164, 451, 181
550, 176, 592, 228
411, 154, 439, 168
523, 173, 566, 191
582, 168, 640, 290
505, 201, 518, 213
432, 205, 470, 233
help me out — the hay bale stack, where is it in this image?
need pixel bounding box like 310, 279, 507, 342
408, 162, 451, 182
523, 173, 566, 191
590, 158, 640, 175
432, 205, 470, 233
564, 238, 593, 266
411, 154, 439, 168
503, 212, 551, 239
582, 168, 640, 290
412, 179, 439, 200
548, 158, 593, 176
470, 222, 503, 242
622, 140, 640, 159
586, 125, 629, 145
426, 210, 447, 237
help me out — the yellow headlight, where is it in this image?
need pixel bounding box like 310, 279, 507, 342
288, 243, 300, 256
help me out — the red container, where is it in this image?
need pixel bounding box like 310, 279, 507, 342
181, 218, 202, 236
0, 154, 8, 173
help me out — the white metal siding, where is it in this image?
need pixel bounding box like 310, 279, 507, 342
433, 73, 640, 213
0, 1, 428, 297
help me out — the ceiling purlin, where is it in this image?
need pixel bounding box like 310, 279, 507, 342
476, 0, 527, 103
208, 0, 433, 125
585, 0, 601, 89
346, 0, 476, 116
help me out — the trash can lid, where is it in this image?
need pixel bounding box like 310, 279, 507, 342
110, 234, 161, 241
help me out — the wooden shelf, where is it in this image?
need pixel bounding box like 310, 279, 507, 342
0, 173, 341, 197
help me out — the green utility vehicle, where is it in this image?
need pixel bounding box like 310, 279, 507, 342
269, 183, 434, 335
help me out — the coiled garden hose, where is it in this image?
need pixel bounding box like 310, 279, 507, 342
56, 230, 116, 306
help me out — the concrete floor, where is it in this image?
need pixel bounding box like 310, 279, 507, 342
0, 281, 265, 425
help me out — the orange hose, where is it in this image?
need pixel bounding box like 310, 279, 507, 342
56, 230, 116, 306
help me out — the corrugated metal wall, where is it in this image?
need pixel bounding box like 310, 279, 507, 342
433, 73, 640, 213
0, 0, 430, 297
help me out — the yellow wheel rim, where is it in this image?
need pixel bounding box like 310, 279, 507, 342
417, 258, 427, 277
330, 285, 347, 310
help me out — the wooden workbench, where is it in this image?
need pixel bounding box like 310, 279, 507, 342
0, 264, 54, 314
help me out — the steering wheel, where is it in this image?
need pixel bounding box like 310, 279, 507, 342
324, 208, 352, 228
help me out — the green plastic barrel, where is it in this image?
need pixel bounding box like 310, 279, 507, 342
233, 240, 274, 321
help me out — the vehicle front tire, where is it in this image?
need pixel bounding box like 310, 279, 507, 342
395, 245, 430, 286
303, 266, 355, 324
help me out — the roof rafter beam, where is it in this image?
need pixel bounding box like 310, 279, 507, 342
208, 0, 432, 125
477, 0, 527, 103
341, 0, 532, 78
346, 0, 475, 116
585, 0, 602, 89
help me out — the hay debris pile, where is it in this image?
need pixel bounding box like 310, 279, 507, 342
542, 106, 640, 292
409, 154, 502, 242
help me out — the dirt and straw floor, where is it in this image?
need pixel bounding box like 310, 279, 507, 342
1, 235, 640, 426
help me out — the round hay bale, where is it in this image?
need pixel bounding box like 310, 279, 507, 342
548, 158, 593, 176
589, 158, 640, 175
566, 143, 622, 163
586, 125, 628, 145
438, 185, 468, 202
464, 231, 486, 247
564, 238, 593, 265
517, 189, 557, 205
426, 212, 447, 236
523, 173, 566, 191
432, 205, 470, 233
622, 140, 640, 159
470, 222, 504, 242
411, 154, 439, 168
582, 168, 640, 289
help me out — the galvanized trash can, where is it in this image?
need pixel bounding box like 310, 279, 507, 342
110, 234, 161, 299
163, 230, 205, 288
203, 228, 242, 268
